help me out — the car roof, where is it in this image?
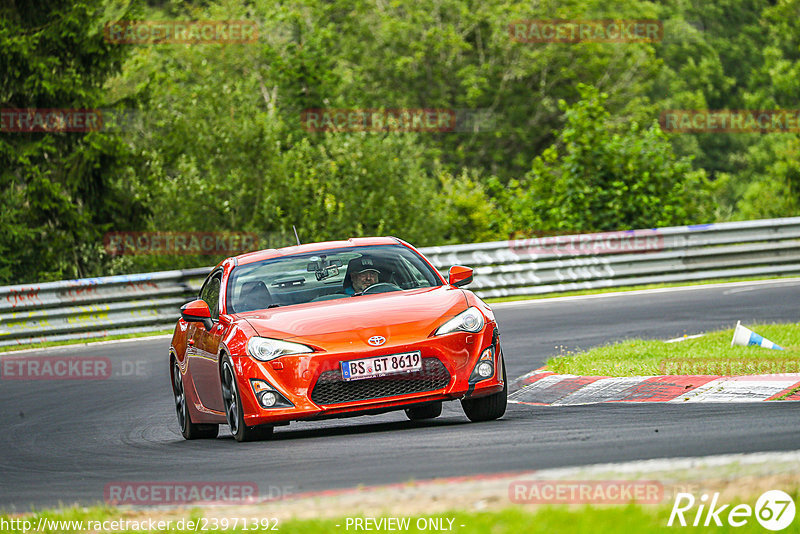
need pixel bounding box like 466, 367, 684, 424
233, 237, 403, 266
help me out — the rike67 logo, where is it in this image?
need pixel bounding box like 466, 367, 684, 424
669, 490, 796, 531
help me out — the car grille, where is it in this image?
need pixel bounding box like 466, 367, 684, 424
310, 357, 451, 406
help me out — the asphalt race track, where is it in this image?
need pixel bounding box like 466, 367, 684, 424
1, 279, 799, 510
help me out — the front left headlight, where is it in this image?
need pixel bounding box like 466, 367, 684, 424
247, 337, 313, 361
434, 306, 485, 336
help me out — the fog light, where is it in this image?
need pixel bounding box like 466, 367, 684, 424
477, 361, 493, 378
249, 378, 293, 409
259, 391, 278, 407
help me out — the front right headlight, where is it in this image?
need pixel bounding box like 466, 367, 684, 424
434, 306, 485, 336
247, 337, 313, 361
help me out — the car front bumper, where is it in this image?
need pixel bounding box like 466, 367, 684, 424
236, 327, 504, 426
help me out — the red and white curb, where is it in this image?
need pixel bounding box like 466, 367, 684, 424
509, 370, 800, 405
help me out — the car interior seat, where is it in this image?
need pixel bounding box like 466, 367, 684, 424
238, 280, 273, 312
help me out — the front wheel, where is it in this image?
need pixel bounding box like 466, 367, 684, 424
461, 359, 507, 422
220, 355, 273, 442
172, 360, 218, 440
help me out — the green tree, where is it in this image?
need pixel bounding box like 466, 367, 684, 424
513, 84, 713, 234
316, 0, 665, 181
105, 0, 503, 274
731, 135, 800, 220
0, 0, 145, 284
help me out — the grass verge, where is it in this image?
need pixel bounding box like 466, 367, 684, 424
4, 456, 799, 533
0, 330, 173, 354
546, 322, 800, 377
2, 503, 793, 533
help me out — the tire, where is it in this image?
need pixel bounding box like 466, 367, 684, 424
405, 401, 443, 421
461, 358, 507, 422
172, 360, 219, 440
220, 355, 273, 442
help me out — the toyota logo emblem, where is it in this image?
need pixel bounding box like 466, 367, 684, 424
368, 336, 386, 346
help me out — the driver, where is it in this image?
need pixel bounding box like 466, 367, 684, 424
346, 257, 381, 295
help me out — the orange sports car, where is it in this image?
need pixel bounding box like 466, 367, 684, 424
169, 237, 506, 442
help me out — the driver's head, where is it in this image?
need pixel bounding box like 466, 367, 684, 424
348, 256, 380, 293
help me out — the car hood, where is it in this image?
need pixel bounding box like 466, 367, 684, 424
238, 286, 468, 349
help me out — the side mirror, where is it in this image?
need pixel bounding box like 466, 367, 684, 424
181, 299, 213, 330
448, 265, 473, 287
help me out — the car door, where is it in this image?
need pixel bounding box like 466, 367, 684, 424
188, 270, 226, 413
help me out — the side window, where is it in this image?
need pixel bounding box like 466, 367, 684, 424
199, 273, 222, 320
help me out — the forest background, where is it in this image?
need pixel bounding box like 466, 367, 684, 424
1, 0, 798, 284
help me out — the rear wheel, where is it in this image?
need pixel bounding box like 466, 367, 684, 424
405, 401, 442, 421
461, 359, 507, 422
221, 355, 273, 442
172, 360, 218, 440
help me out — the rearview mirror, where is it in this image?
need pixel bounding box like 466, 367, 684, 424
180, 299, 213, 330
448, 265, 473, 287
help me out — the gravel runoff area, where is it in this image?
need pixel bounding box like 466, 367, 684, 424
71, 450, 800, 524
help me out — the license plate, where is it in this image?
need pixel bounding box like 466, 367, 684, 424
340, 351, 422, 381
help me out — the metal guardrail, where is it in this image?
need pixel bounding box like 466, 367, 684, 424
0, 269, 209, 347
2, 217, 799, 346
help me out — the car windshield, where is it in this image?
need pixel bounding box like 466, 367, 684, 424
227, 244, 442, 313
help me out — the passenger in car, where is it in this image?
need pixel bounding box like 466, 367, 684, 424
344, 256, 381, 295
351, 268, 379, 294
